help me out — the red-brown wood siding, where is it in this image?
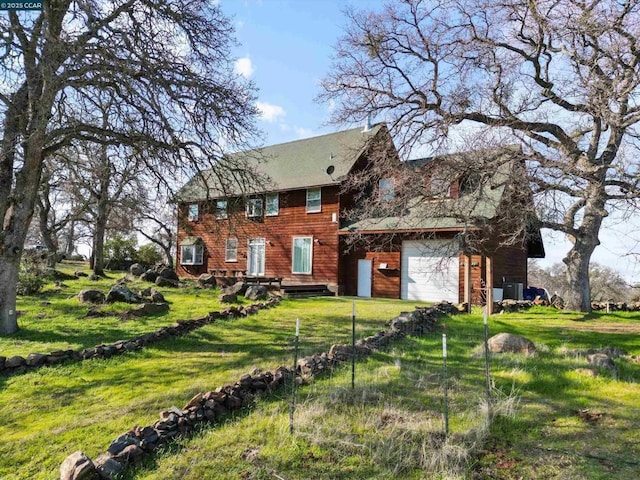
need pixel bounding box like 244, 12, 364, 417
176, 187, 341, 288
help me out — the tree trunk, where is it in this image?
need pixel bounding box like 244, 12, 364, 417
93, 217, 106, 276
562, 196, 605, 312
0, 256, 20, 334
163, 246, 174, 269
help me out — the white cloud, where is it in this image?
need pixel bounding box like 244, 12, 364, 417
256, 101, 286, 122
234, 57, 254, 78
293, 126, 315, 138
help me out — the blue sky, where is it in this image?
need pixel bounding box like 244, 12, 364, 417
219, 0, 640, 284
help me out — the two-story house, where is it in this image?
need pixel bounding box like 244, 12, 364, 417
175, 123, 544, 304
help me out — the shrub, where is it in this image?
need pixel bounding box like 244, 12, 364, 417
136, 243, 163, 266
17, 257, 48, 295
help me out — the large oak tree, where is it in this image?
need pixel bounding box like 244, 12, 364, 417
321, 0, 640, 311
0, 1, 260, 333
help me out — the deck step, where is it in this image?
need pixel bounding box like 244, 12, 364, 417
281, 284, 334, 298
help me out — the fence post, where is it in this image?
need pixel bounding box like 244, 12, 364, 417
483, 306, 492, 420
442, 333, 449, 437
351, 301, 356, 390
289, 318, 300, 434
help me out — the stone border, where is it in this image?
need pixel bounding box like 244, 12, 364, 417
60, 302, 456, 480
0, 297, 281, 378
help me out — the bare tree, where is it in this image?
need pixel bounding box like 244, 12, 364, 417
0, 2, 260, 333
134, 193, 176, 269
321, 0, 640, 311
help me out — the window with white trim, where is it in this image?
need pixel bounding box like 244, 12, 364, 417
187, 204, 199, 221
215, 200, 228, 219
306, 188, 321, 213
265, 193, 279, 216
292, 237, 313, 274
225, 238, 238, 262
246, 198, 263, 218
180, 244, 204, 265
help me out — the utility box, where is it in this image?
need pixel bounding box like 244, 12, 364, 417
503, 282, 524, 300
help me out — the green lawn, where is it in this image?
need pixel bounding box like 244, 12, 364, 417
1, 265, 639, 479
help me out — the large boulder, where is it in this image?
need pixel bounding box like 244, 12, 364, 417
139, 287, 165, 303
223, 281, 248, 296
60, 451, 99, 480
487, 333, 537, 355
130, 303, 170, 317
197, 273, 218, 288
78, 289, 105, 304
129, 263, 145, 276
140, 269, 158, 283
106, 285, 142, 304
587, 353, 617, 374
219, 292, 237, 304
158, 266, 179, 281
155, 276, 179, 288
245, 284, 268, 301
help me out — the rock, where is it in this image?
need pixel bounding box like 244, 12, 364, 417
60, 451, 99, 480
245, 284, 268, 300
140, 288, 165, 303
46, 268, 77, 281
77, 289, 105, 304
75, 271, 88, 277
0, 356, 5, 371
197, 273, 217, 288
587, 353, 616, 373
5, 355, 26, 368
155, 276, 179, 288
218, 293, 237, 304
88, 274, 100, 281
129, 263, 145, 276
94, 455, 124, 479
140, 269, 158, 282
487, 333, 537, 355
158, 266, 179, 281
25, 353, 47, 367
223, 281, 248, 296
106, 285, 141, 304
130, 303, 170, 316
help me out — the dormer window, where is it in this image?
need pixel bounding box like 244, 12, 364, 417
458, 172, 482, 196
246, 198, 263, 218
379, 178, 394, 201
188, 204, 199, 222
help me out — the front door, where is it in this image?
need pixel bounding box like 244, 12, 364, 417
357, 259, 372, 297
247, 238, 265, 276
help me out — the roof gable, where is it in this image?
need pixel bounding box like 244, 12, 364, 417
178, 123, 388, 201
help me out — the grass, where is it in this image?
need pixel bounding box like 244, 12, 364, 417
1, 263, 639, 479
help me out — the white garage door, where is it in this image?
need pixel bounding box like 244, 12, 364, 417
401, 240, 459, 302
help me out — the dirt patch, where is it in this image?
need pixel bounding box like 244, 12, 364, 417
552, 323, 640, 334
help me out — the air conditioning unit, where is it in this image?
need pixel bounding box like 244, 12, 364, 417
503, 282, 524, 300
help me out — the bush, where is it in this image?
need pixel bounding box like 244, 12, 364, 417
136, 243, 163, 266
17, 257, 49, 295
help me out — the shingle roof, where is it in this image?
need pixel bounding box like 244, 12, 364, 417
340, 150, 514, 233
177, 123, 386, 201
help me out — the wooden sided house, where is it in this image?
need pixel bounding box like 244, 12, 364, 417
176, 123, 544, 304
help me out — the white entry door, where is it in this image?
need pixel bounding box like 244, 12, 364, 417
247, 238, 265, 276
401, 240, 459, 302
357, 259, 372, 297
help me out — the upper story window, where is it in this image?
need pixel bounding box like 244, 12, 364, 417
214, 199, 228, 219
379, 178, 394, 201
266, 193, 279, 216
225, 238, 238, 262
306, 188, 321, 213
188, 204, 199, 222
246, 198, 263, 218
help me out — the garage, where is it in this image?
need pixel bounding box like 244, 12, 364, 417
401, 240, 459, 302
